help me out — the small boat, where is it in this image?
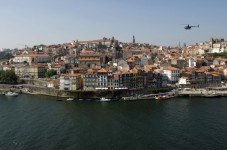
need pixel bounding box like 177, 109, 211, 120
100, 97, 111, 102
5, 91, 19, 97
121, 96, 138, 101
155, 94, 173, 100
66, 97, 74, 101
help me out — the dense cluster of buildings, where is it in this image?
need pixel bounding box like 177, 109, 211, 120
1, 37, 227, 91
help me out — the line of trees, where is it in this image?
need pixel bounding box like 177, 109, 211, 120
0, 51, 13, 60
0, 70, 18, 84
207, 52, 227, 58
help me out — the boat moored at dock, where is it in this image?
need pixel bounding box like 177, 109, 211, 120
99, 97, 111, 102
66, 97, 74, 101
5, 91, 19, 97
155, 94, 173, 100
121, 96, 139, 101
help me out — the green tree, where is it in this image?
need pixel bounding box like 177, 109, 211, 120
0, 52, 13, 60
0, 70, 18, 83
207, 52, 227, 58
0, 70, 3, 81
45, 69, 57, 78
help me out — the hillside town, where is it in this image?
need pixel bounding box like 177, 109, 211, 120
1, 37, 227, 94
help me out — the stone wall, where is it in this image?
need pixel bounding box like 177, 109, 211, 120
0, 83, 129, 99
22, 78, 48, 87
25, 85, 129, 99
1, 80, 169, 100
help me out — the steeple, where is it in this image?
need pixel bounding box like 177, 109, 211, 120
133, 35, 135, 43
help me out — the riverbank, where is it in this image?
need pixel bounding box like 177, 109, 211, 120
5, 83, 227, 100
0, 84, 137, 99
0, 84, 98, 98
0, 83, 173, 100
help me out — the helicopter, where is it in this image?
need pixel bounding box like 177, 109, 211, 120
184, 24, 199, 30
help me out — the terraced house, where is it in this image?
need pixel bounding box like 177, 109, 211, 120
163, 66, 180, 84
78, 54, 105, 68
14, 64, 46, 78
83, 69, 98, 91
59, 74, 83, 90
12, 53, 51, 65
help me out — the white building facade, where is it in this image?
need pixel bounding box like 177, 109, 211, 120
163, 66, 180, 84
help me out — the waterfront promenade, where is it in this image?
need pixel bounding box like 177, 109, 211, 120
2, 83, 227, 99
177, 87, 227, 97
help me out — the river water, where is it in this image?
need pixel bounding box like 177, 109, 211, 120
0, 94, 227, 150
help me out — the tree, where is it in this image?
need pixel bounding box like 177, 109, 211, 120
0, 52, 13, 60
103, 37, 108, 40
207, 52, 227, 58
45, 69, 57, 78
0, 70, 18, 84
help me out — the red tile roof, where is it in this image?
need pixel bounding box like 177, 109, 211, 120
164, 66, 180, 71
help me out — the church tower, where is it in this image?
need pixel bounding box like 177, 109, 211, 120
133, 35, 135, 43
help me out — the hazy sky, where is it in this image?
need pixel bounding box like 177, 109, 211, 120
0, 0, 227, 49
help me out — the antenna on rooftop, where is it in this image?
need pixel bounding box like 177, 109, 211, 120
16, 44, 29, 50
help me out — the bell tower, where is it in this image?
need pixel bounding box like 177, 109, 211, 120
133, 35, 135, 43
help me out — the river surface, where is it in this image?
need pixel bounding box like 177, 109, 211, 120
0, 94, 227, 150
